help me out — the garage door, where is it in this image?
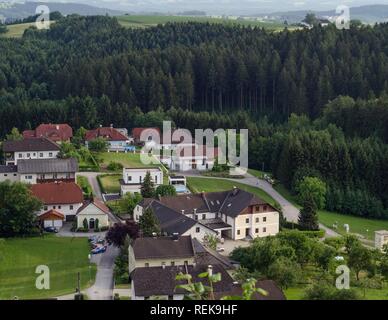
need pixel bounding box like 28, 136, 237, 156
44, 220, 63, 228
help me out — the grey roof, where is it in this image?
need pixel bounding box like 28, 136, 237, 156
132, 264, 234, 297
0, 165, 17, 173
17, 158, 78, 174
133, 236, 195, 260
2, 138, 60, 152
149, 201, 197, 235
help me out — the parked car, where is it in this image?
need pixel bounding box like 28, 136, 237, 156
44, 226, 58, 233
91, 245, 107, 255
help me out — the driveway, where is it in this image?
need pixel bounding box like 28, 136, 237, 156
86, 245, 120, 300
57, 222, 107, 238
183, 171, 340, 238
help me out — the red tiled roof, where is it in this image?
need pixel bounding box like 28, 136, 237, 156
38, 209, 65, 220
77, 198, 110, 215
31, 182, 83, 205
132, 127, 161, 141
85, 127, 128, 141
23, 124, 73, 142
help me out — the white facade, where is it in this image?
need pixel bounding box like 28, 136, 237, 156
0, 172, 19, 182
170, 155, 215, 172
7, 150, 59, 165
37, 203, 83, 221
19, 172, 75, 184
76, 202, 110, 230
121, 167, 163, 195
375, 230, 388, 251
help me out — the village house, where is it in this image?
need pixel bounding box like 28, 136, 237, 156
134, 188, 279, 241
22, 123, 73, 143
76, 198, 110, 230
134, 199, 217, 241
85, 125, 133, 152
120, 167, 163, 195
128, 235, 196, 274
31, 182, 84, 223
2, 137, 60, 165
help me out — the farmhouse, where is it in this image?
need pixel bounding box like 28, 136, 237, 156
85, 125, 133, 152
2, 138, 60, 165
76, 198, 110, 230
135, 188, 279, 241
23, 124, 73, 143
134, 199, 217, 241
128, 235, 196, 273
31, 182, 84, 222
120, 167, 163, 195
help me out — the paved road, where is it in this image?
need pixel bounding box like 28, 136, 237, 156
86, 245, 120, 300
184, 171, 340, 238
76, 172, 122, 224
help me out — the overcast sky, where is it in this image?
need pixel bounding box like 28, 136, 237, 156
20, 0, 388, 14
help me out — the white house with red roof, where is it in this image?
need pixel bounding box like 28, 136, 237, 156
76, 198, 110, 230
23, 124, 73, 143
85, 125, 133, 152
30, 182, 84, 223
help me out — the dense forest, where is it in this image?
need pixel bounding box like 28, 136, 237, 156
1, 15, 388, 218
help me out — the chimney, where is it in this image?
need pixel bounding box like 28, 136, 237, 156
110, 124, 113, 128
56, 125, 59, 130
207, 265, 213, 277
181, 209, 185, 215
194, 208, 197, 214
99, 124, 102, 128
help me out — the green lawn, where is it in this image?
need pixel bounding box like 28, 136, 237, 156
117, 15, 290, 30
98, 174, 121, 194
0, 22, 56, 38
95, 152, 159, 170
0, 236, 96, 300
76, 175, 94, 197
274, 184, 388, 240
248, 169, 272, 179
187, 177, 277, 207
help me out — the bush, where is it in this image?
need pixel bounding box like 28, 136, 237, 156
107, 161, 123, 171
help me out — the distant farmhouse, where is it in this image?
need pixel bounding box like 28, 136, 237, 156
85, 125, 134, 152
134, 188, 279, 241
23, 124, 73, 143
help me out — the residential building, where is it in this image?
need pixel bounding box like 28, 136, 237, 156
2, 138, 60, 165
38, 209, 65, 229
120, 167, 163, 195
128, 235, 196, 273
31, 182, 84, 222
134, 188, 279, 241
168, 175, 188, 194
76, 198, 110, 230
134, 199, 217, 241
132, 127, 161, 146
375, 230, 388, 251
23, 124, 73, 143
0, 158, 78, 184
85, 125, 133, 152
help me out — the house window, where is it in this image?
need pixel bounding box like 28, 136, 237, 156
70, 205, 74, 210
256, 217, 259, 223
49, 152, 53, 157
4, 174, 7, 177
255, 205, 260, 211
263, 217, 267, 222
263, 205, 268, 211
246, 218, 249, 224
237, 230, 240, 235
145, 263, 149, 267
155, 176, 158, 184
202, 214, 206, 220
195, 215, 198, 221
168, 295, 174, 300
127, 176, 132, 182
33, 153, 36, 157
58, 205, 61, 209
53, 206, 56, 209
18, 153, 22, 158
27, 153, 30, 158
196, 227, 200, 233
13, 174, 17, 176
25, 175, 32, 180
263, 227, 267, 233
255, 228, 259, 234
171, 261, 175, 266
44, 206, 48, 211
39, 153, 43, 158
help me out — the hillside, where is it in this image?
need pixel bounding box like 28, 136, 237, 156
257, 4, 388, 23
0, 1, 124, 22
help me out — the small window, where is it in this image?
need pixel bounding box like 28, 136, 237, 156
196, 227, 200, 233
27, 153, 30, 158
44, 206, 48, 211
155, 176, 158, 184
171, 261, 175, 266
255, 228, 259, 234
49, 152, 53, 157
195, 215, 198, 221
39, 153, 43, 158
13, 174, 17, 176
4, 174, 7, 177
263, 205, 268, 211
246, 218, 249, 224
256, 217, 259, 223
145, 263, 149, 267
237, 230, 240, 235
263, 227, 267, 233
53, 206, 56, 209
202, 214, 206, 220
58, 205, 61, 209
263, 217, 267, 222
127, 176, 132, 182
70, 205, 74, 210
256, 205, 260, 211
